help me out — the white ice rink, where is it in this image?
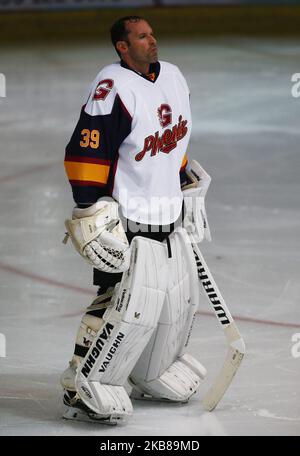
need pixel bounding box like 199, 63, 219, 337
0, 36, 300, 436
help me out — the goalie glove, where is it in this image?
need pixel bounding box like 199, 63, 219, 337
182, 159, 212, 243
64, 200, 131, 273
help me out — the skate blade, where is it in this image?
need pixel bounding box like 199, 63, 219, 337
62, 406, 120, 426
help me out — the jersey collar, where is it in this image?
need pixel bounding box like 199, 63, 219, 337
120, 60, 161, 83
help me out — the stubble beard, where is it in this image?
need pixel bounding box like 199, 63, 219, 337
148, 49, 158, 64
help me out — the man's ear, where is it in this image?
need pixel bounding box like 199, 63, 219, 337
116, 41, 128, 56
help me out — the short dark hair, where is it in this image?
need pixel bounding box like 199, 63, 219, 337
110, 16, 145, 58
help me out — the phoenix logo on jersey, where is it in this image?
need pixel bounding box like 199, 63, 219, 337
135, 114, 188, 162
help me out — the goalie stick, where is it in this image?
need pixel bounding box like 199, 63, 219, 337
190, 235, 245, 411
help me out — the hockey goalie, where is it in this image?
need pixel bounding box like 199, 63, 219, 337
61, 16, 244, 425
61, 158, 210, 425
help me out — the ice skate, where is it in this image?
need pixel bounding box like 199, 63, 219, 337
63, 389, 127, 425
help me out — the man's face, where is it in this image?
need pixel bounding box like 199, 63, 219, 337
121, 20, 158, 65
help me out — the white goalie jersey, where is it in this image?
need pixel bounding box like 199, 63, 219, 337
65, 60, 192, 225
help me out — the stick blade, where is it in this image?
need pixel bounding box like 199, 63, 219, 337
203, 347, 244, 412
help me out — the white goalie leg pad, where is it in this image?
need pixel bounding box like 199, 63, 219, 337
131, 354, 206, 402
62, 384, 132, 425
60, 288, 116, 393
75, 236, 170, 417
130, 228, 207, 402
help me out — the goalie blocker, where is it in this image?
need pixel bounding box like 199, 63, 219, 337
64, 199, 131, 273
63, 228, 206, 423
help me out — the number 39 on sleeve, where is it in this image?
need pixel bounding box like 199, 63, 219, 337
80, 129, 100, 149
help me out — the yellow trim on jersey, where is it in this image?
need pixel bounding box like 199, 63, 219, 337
181, 154, 188, 169
64, 161, 110, 184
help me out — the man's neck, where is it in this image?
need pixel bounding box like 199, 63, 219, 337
122, 58, 150, 75
120, 60, 160, 83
